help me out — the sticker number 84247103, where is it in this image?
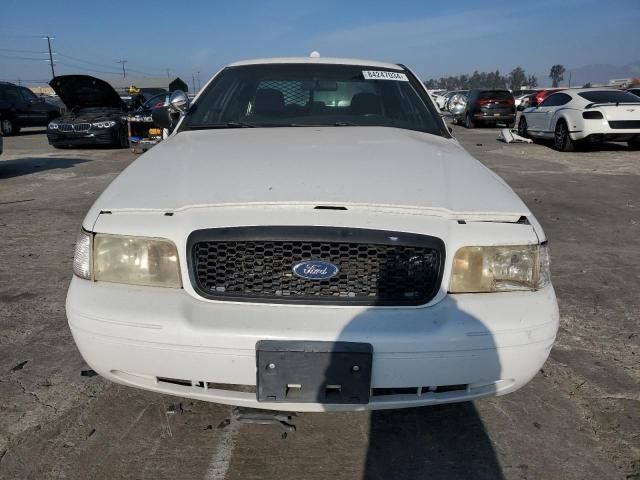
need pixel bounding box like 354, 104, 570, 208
362, 70, 409, 81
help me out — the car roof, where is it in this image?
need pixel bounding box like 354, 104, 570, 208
227, 56, 403, 70
551, 88, 626, 95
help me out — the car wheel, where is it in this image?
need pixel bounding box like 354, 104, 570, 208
553, 120, 574, 152
506, 120, 516, 129
464, 113, 475, 129
1, 118, 19, 136
518, 116, 528, 137
118, 126, 129, 148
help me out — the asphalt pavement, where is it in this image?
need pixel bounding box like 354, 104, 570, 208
0, 125, 638, 480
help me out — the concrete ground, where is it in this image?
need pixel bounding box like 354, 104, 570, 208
0, 125, 638, 480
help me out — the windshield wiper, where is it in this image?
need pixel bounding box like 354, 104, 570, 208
188, 122, 256, 130
278, 122, 358, 127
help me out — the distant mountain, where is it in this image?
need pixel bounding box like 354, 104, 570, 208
537, 61, 640, 87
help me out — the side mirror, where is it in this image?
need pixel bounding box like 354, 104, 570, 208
168, 90, 190, 113
152, 106, 175, 129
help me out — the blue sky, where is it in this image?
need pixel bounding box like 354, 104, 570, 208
1, 0, 638, 86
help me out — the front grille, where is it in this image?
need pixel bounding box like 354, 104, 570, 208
188, 227, 445, 306
59, 123, 91, 133
608, 120, 640, 129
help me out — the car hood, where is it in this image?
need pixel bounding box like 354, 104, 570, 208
89, 127, 530, 222
49, 75, 126, 110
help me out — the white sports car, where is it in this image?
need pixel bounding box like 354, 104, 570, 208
518, 88, 640, 151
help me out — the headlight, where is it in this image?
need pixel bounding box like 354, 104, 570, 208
449, 244, 550, 293
91, 121, 117, 128
73, 230, 92, 279
48, 122, 59, 130
93, 234, 181, 288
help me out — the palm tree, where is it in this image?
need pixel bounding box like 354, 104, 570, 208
549, 65, 565, 88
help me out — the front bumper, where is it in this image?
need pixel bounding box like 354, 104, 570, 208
67, 277, 559, 411
47, 128, 121, 147
473, 111, 516, 122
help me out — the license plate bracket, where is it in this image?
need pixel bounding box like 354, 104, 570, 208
256, 341, 372, 404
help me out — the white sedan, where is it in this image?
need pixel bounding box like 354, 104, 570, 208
518, 88, 640, 151
67, 56, 558, 412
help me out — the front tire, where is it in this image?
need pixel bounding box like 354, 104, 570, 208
553, 120, 575, 152
518, 116, 528, 137
464, 113, 475, 129
118, 126, 129, 148
1, 118, 19, 136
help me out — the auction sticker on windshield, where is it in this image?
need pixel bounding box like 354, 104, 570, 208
362, 71, 409, 81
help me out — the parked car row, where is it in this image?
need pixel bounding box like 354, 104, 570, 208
431, 84, 640, 151
1, 77, 170, 149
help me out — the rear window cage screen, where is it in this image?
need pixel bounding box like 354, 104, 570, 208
257, 80, 310, 106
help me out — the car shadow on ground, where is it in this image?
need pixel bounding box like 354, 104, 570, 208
0, 157, 90, 179
364, 404, 503, 479
577, 141, 635, 152
528, 139, 635, 153
331, 287, 504, 479
11, 129, 48, 136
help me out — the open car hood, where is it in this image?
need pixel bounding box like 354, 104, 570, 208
49, 75, 126, 110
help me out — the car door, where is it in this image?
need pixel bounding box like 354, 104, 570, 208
534, 93, 573, 133
2, 85, 30, 125
18, 87, 49, 126
526, 94, 560, 134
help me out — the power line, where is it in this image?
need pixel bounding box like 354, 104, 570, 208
55, 61, 124, 76
56, 52, 160, 76
0, 48, 43, 54
0, 54, 46, 61
56, 53, 122, 73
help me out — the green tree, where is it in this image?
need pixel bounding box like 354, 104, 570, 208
549, 65, 565, 88
527, 74, 538, 88
509, 67, 527, 91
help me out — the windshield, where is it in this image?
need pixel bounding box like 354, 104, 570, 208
478, 90, 513, 100
142, 93, 168, 109
578, 90, 640, 104
183, 64, 446, 136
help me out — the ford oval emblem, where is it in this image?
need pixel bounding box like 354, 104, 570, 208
293, 260, 339, 280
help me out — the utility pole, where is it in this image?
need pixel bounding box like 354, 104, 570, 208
166, 68, 171, 79
197, 71, 201, 91
116, 60, 128, 79
192, 73, 196, 94
42, 35, 56, 79
568, 72, 572, 88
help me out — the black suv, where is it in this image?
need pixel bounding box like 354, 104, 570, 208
456, 89, 516, 128
0, 82, 61, 135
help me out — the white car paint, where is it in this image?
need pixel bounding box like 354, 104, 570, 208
67, 57, 558, 412
521, 88, 640, 150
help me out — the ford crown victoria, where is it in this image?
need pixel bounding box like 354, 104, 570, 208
67, 56, 559, 411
